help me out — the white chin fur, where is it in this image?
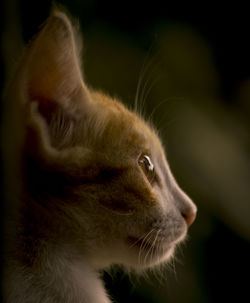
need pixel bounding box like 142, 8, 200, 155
88, 238, 178, 270
117, 243, 176, 270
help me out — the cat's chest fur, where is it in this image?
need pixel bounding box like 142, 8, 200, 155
3, 11, 197, 303
7, 257, 110, 303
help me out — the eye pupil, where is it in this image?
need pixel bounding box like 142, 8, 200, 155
138, 154, 155, 183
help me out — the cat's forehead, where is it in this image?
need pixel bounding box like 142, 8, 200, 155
89, 91, 164, 157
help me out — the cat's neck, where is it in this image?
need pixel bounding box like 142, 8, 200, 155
7, 242, 111, 303
6, 202, 111, 303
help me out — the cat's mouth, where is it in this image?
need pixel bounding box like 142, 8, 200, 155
127, 228, 185, 252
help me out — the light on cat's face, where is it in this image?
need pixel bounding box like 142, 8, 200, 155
81, 105, 197, 269
123, 147, 197, 268
138, 154, 155, 184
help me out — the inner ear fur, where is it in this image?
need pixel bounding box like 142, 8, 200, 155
22, 11, 92, 121
15, 11, 95, 152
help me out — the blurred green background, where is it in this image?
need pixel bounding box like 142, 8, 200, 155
1, 1, 250, 302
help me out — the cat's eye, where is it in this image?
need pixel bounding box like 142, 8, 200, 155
138, 154, 155, 184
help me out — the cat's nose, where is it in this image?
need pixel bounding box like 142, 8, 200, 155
173, 184, 197, 227
181, 207, 197, 228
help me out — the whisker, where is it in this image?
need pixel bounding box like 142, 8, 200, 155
138, 228, 157, 266
150, 96, 185, 132
172, 255, 178, 281
134, 51, 160, 114
138, 64, 162, 116
140, 234, 157, 265
134, 51, 154, 112
147, 98, 169, 125
154, 247, 166, 285
135, 72, 144, 114
129, 228, 155, 249
141, 74, 162, 114
144, 230, 160, 266
150, 230, 161, 266
136, 228, 155, 265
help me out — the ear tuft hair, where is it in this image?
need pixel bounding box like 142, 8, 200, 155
15, 11, 93, 151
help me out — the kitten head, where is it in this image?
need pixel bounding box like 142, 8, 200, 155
14, 11, 197, 270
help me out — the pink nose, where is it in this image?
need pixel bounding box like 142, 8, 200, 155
182, 209, 197, 227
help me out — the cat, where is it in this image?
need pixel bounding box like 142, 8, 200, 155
2, 10, 197, 303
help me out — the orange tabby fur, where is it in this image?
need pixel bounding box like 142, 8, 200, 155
3, 11, 197, 303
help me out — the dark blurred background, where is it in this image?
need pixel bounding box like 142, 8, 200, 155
1, 1, 250, 302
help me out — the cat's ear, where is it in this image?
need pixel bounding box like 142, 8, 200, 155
22, 11, 90, 118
